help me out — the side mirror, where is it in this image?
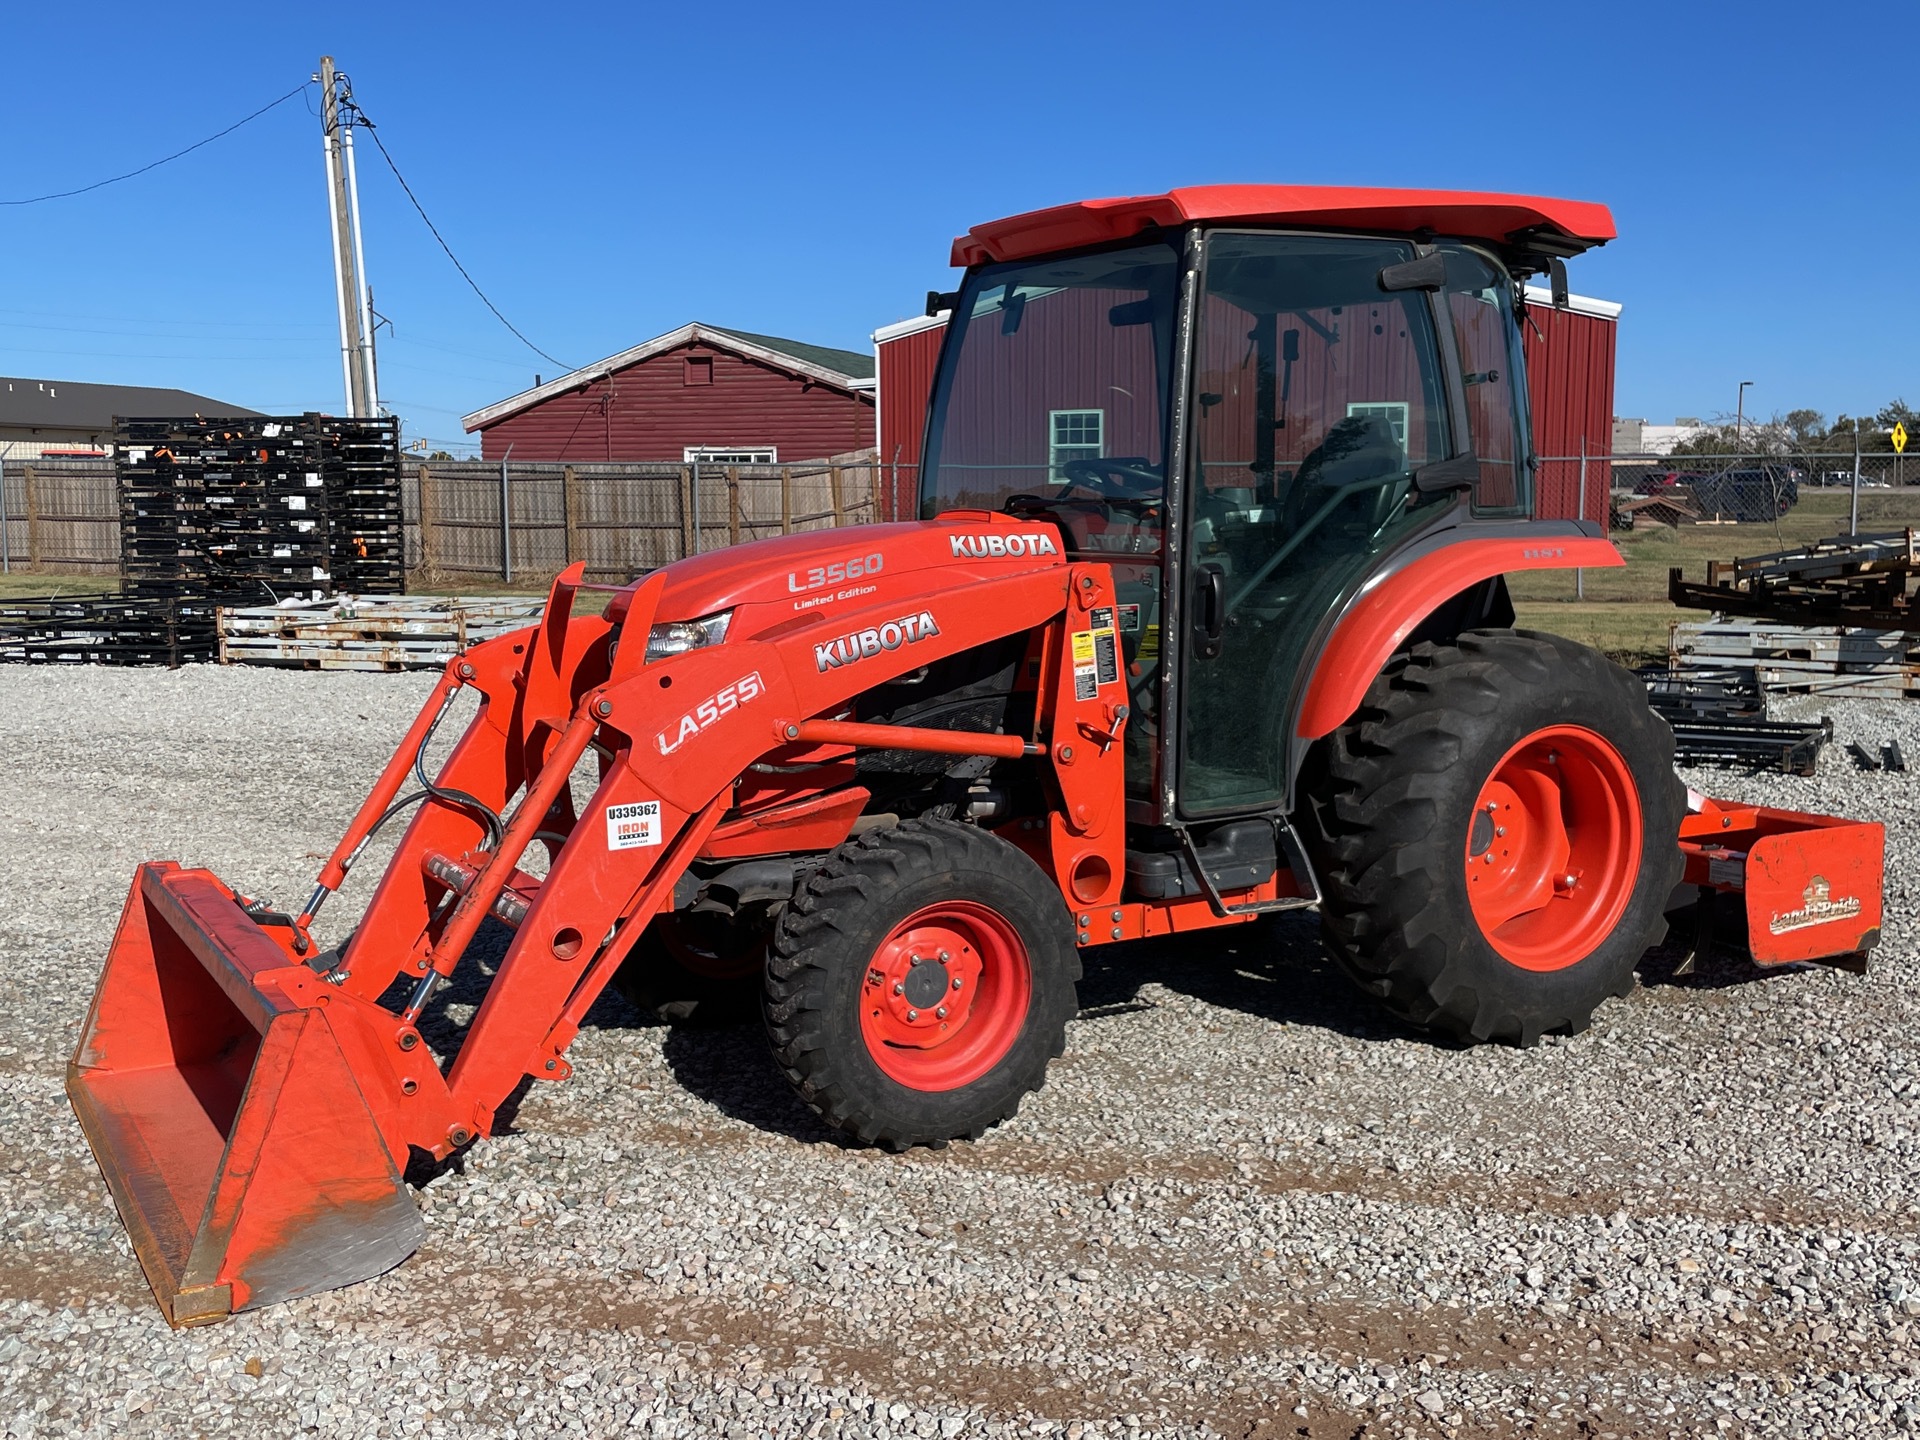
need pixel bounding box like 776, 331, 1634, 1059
1548, 258, 1570, 311
1108, 297, 1156, 327
1282, 328, 1301, 363
925, 289, 958, 318
1412, 453, 1479, 496
1378, 251, 1448, 292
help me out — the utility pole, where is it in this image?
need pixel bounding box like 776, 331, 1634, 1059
319, 57, 376, 416
1736, 380, 1753, 451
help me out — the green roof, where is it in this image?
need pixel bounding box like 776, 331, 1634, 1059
710, 327, 874, 381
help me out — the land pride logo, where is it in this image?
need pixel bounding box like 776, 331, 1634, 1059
1768, 875, 1863, 935
949, 532, 1058, 559
814, 611, 940, 672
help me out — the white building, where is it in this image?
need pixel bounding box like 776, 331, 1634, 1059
1612, 416, 1708, 456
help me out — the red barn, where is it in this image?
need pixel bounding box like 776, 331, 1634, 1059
462, 324, 875, 463
873, 289, 1618, 523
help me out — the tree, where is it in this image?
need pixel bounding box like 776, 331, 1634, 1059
1785, 409, 1826, 448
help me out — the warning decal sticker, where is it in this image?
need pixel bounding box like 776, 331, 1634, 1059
1071, 630, 1099, 701
606, 800, 663, 850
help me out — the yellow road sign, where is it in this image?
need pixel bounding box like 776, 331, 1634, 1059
1894, 422, 1909, 455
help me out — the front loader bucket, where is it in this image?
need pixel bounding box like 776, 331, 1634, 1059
68, 862, 423, 1326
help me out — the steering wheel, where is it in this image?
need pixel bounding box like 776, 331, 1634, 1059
1060, 456, 1163, 502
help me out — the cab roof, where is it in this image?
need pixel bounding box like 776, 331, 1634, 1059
950, 185, 1616, 268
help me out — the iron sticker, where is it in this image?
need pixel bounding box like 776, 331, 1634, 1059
605, 800, 662, 851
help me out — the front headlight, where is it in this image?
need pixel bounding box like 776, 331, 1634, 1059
644, 609, 733, 662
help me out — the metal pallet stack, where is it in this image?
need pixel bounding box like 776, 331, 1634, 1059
103, 414, 405, 663
1639, 666, 1833, 775
1669, 532, 1920, 700
0, 592, 207, 666
319, 416, 406, 593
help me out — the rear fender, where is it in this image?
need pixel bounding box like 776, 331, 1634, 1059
1295, 534, 1623, 741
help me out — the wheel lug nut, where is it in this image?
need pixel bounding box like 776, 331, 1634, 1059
938, 950, 950, 962
951, 977, 962, 990
907, 1009, 919, 1021
936, 1006, 948, 1019
1495, 826, 1506, 837
893, 983, 904, 995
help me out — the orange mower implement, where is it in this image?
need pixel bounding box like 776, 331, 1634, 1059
69, 185, 1886, 1324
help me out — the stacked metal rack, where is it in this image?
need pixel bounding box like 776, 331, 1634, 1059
0, 415, 405, 667
119, 417, 334, 616
0, 592, 214, 667
318, 416, 406, 593
1639, 665, 1833, 776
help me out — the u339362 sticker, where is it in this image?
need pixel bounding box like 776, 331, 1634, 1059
606, 800, 662, 851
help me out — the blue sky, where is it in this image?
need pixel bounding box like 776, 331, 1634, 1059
3, 1, 1911, 453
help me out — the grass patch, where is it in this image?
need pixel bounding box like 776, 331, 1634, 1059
0, 571, 118, 601
1508, 489, 1920, 667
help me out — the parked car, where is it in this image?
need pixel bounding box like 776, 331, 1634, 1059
1687, 466, 1801, 521
1633, 468, 1709, 496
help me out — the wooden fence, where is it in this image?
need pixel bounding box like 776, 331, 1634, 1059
0, 449, 883, 583
409, 450, 882, 580
0, 459, 119, 575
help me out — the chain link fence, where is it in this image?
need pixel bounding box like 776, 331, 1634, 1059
5, 446, 1914, 584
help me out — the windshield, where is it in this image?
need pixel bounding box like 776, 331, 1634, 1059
919, 242, 1181, 518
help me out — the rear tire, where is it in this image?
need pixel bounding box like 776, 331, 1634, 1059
613, 912, 765, 1025
1304, 629, 1682, 1046
765, 819, 1080, 1149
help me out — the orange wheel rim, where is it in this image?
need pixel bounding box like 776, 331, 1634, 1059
1464, 724, 1642, 972
859, 902, 1032, 1091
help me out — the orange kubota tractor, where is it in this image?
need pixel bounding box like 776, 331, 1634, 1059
71, 186, 1885, 1325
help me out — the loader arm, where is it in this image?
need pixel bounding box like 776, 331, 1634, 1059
68, 530, 1134, 1323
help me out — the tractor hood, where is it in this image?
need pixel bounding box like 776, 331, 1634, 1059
608, 512, 1069, 644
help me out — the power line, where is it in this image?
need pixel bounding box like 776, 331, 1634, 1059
350, 102, 574, 372
1, 83, 313, 206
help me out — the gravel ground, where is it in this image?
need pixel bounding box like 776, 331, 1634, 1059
2, 664, 1917, 1439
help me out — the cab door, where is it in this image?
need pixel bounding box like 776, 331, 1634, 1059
1175, 231, 1458, 815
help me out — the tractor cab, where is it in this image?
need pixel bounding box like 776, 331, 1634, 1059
917, 186, 1597, 821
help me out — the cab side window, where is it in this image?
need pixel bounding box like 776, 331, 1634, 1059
1442, 247, 1529, 515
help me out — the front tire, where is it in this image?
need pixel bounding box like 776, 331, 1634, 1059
1304, 629, 1683, 1046
764, 819, 1080, 1149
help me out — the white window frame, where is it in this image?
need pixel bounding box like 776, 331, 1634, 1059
684, 446, 777, 465
1048, 408, 1104, 482
1345, 402, 1409, 453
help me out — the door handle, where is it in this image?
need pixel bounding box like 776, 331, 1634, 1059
1195, 566, 1225, 660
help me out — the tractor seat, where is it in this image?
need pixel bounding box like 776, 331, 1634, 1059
1283, 413, 1407, 535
